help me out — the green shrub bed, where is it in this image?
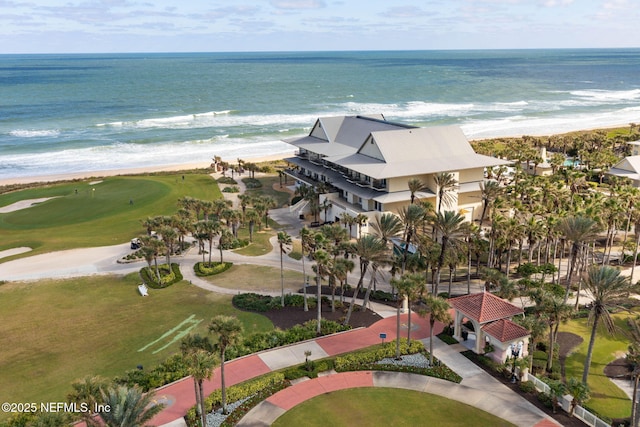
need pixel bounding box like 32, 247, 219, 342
334, 339, 462, 383
227, 319, 350, 360
194, 261, 233, 276
140, 263, 183, 289
436, 332, 459, 345
217, 177, 237, 184
185, 373, 288, 427
232, 292, 318, 312
242, 178, 262, 189
222, 186, 240, 193
114, 353, 190, 391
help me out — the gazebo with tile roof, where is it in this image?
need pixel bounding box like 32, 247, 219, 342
449, 291, 530, 363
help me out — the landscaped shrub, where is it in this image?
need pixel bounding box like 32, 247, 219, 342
217, 177, 237, 185
219, 237, 249, 250
222, 186, 240, 193
140, 263, 183, 289
242, 177, 262, 188
194, 261, 233, 276
436, 332, 459, 345
284, 294, 305, 307
334, 339, 424, 371
334, 340, 462, 383
114, 354, 190, 391
233, 293, 280, 312
519, 380, 537, 394
370, 289, 394, 302
185, 373, 288, 427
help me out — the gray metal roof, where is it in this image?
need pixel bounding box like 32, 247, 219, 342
284, 115, 510, 180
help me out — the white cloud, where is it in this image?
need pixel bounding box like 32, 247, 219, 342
270, 0, 326, 10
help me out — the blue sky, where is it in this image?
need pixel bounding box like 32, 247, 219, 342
1, 0, 638, 53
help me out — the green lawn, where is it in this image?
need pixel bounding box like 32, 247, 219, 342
561, 314, 632, 419
0, 274, 272, 409
244, 175, 292, 208
201, 264, 304, 292
272, 388, 516, 427
0, 173, 221, 260
233, 229, 274, 256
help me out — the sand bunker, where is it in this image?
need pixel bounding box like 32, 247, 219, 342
0, 197, 59, 214
0, 247, 32, 260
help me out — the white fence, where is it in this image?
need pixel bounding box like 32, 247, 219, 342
528, 375, 610, 427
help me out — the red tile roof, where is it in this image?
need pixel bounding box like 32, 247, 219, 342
449, 291, 523, 323
482, 318, 530, 343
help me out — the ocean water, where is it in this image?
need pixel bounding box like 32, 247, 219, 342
1, 49, 640, 180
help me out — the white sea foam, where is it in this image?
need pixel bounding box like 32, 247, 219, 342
9, 129, 60, 138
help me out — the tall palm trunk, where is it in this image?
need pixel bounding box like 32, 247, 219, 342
193, 380, 204, 427
198, 380, 206, 425
316, 273, 322, 335
632, 371, 640, 427
344, 261, 368, 325
582, 311, 601, 384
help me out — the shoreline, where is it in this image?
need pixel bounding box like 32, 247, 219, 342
0, 121, 635, 188
0, 152, 295, 187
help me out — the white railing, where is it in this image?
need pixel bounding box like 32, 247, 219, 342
528, 375, 610, 427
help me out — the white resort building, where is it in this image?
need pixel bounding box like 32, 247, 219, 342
283, 115, 510, 236
608, 140, 640, 187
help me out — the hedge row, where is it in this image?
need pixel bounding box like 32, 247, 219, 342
194, 261, 233, 276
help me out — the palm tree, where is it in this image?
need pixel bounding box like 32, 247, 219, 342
398, 204, 426, 274
160, 225, 177, 266
408, 178, 427, 204
431, 210, 466, 295
559, 216, 599, 301
140, 235, 162, 282
370, 212, 403, 244
533, 290, 572, 372
299, 226, 313, 311
339, 212, 356, 238
434, 172, 458, 213
332, 257, 354, 309
93, 385, 164, 427
344, 235, 388, 325
312, 249, 332, 335
209, 315, 244, 414
393, 273, 425, 356
67, 375, 108, 425
418, 294, 452, 366
479, 180, 501, 226
244, 209, 260, 242
565, 377, 590, 417
582, 265, 634, 385
184, 349, 216, 427
277, 231, 292, 307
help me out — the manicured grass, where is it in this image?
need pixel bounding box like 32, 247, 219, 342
272, 388, 516, 427
561, 313, 631, 419
244, 175, 292, 208
201, 264, 304, 292
0, 173, 221, 259
233, 229, 274, 256
0, 274, 272, 410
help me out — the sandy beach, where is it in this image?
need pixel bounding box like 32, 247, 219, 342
1, 121, 633, 188
0, 152, 295, 187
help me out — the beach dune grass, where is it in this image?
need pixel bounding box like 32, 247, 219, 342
271, 387, 516, 427
0, 274, 272, 412
0, 173, 221, 259
561, 314, 631, 419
